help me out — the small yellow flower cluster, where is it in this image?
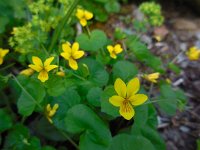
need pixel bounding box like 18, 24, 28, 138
46, 103, 59, 124
76, 8, 93, 27
107, 44, 123, 59
186, 46, 200, 61
0, 48, 9, 65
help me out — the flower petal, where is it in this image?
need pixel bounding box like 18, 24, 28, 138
0, 57, 3, 65
129, 94, 148, 106
45, 65, 58, 72
28, 64, 42, 72
114, 44, 123, 54
114, 78, 126, 98
69, 58, 78, 70
80, 19, 87, 26
73, 50, 84, 59
110, 52, 117, 59
72, 42, 79, 53
44, 57, 54, 67
107, 45, 114, 53
62, 43, 71, 53
0, 49, 9, 57
38, 70, 49, 82
32, 56, 43, 67
109, 96, 124, 107
119, 102, 135, 120
84, 10, 93, 20
76, 9, 84, 19
61, 52, 70, 60
127, 77, 140, 98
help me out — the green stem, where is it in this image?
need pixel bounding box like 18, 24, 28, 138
67, 69, 86, 81
148, 82, 154, 97
144, 99, 162, 105
58, 129, 79, 149
48, 0, 80, 53
85, 25, 91, 36
11, 74, 43, 110
0, 63, 15, 71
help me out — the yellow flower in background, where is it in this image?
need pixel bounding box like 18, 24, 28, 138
0, 48, 9, 65
107, 44, 123, 59
76, 8, 93, 26
143, 72, 160, 83
56, 71, 65, 77
186, 46, 200, 61
109, 78, 148, 120
20, 68, 35, 76
46, 103, 59, 124
60, 42, 84, 70
29, 56, 58, 82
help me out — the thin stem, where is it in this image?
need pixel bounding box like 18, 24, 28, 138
143, 99, 163, 105
11, 74, 43, 110
170, 50, 185, 64
41, 43, 49, 56
148, 82, 154, 97
58, 130, 79, 149
0, 63, 15, 71
48, 0, 80, 53
85, 25, 91, 36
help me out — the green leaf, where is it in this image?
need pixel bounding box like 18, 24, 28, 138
112, 60, 138, 82
87, 87, 103, 107
65, 104, 111, 150
168, 63, 181, 74
109, 134, 155, 150
105, 1, 120, 13
80, 58, 109, 87
126, 35, 164, 72
0, 109, 12, 132
76, 29, 107, 51
45, 75, 66, 97
4, 124, 41, 150
17, 78, 45, 116
101, 86, 119, 118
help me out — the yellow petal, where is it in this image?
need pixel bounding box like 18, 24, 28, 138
114, 44, 123, 54
114, 78, 126, 98
61, 52, 70, 60
44, 57, 54, 67
72, 42, 79, 53
107, 45, 114, 53
45, 65, 58, 72
47, 116, 53, 124
129, 94, 148, 106
38, 70, 49, 82
62, 42, 72, 53
46, 104, 51, 112
109, 96, 124, 107
80, 19, 87, 26
53, 104, 59, 110
110, 52, 117, 59
69, 58, 78, 70
73, 50, 84, 59
76, 9, 84, 19
119, 101, 135, 120
32, 56, 43, 67
0, 57, 3, 65
28, 64, 42, 72
84, 10, 93, 20
0, 49, 9, 57
126, 77, 140, 98
20, 68, 34, 76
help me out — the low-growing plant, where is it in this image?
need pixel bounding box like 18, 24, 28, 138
0, 0, 189, 150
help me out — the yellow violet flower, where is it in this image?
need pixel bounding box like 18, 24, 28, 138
76, 8, 93, 27
109, 78, 148, 120
20, 68, 35, 76
46, 103, 59, 124
186, 46, 200, 61
56, 71, 65, 77
60, 42, 84, 70
143, 72, 160, 83
0, 48, 9, 65
28, 56, 58, 82
107, 44, 123, 59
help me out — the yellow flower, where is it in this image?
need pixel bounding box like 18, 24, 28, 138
76, 8, 93, 26
0, 48, 9, 65
20, 68, 35, 76
56, 71, 65, 77
28, 56, 58, 82
60, 42, 84, 70
107, 44, 123, 59
46, 103, 59, 124
143, 72, 160, 83
186, 46, 200, 61
109, 78, 148, 120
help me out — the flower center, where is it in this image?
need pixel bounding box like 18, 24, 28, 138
122, 100, 131, 113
